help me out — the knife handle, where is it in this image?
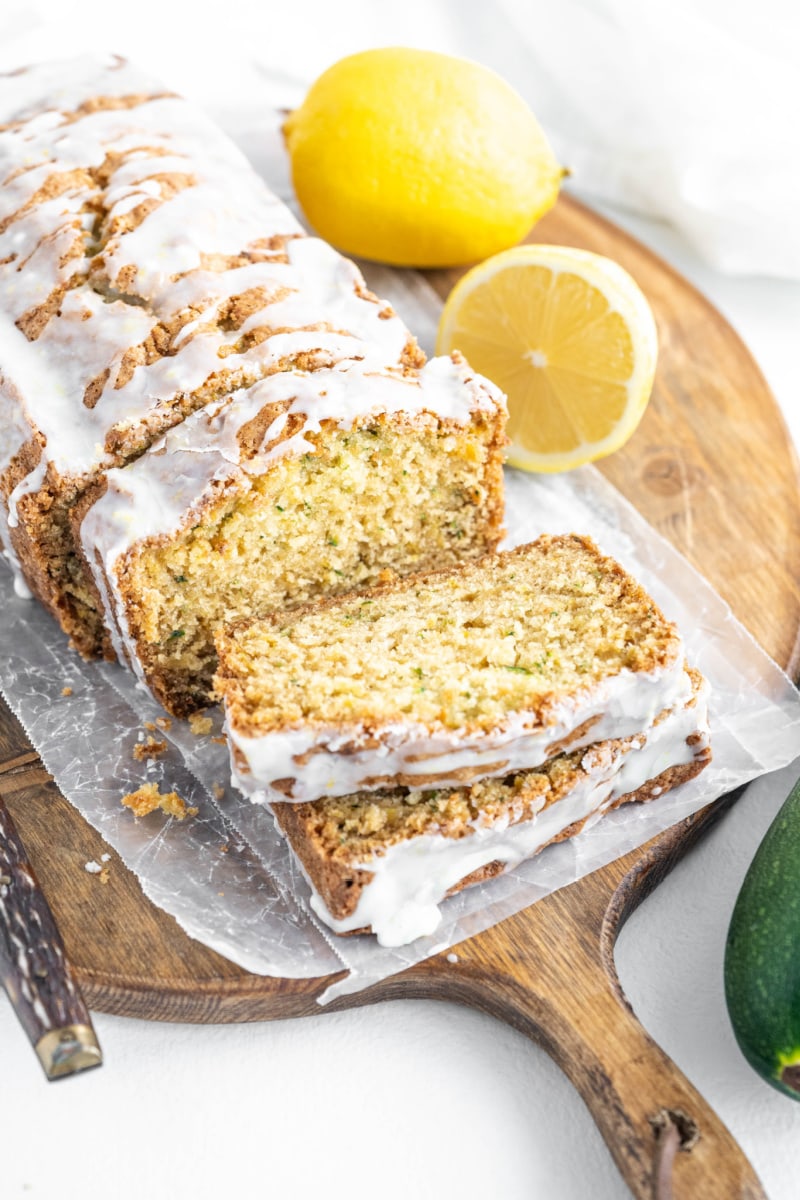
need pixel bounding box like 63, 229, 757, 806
0, 795, 102, 1079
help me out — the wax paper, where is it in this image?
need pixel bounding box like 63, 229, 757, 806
1, 450, 798, 1003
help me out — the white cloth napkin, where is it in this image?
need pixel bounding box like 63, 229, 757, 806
1, 0, 799, 279
487, 0, 800, 280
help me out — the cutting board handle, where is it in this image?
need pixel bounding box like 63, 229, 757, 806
434, 902, 766, 1199
502, 964, 762, 1198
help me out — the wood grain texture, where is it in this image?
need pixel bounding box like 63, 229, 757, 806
1, 194, 797, 1195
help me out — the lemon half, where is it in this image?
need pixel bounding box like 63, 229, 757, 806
437, 245, 658, 472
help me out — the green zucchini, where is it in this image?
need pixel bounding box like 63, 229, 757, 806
725, 775, 800, 1099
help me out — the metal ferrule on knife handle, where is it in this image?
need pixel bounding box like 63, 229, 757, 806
0, 796, 102, 1080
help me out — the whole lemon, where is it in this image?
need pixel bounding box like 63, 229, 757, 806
283, 47, 563, 268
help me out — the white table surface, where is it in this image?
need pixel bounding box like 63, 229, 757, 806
2, 11, 800, 1199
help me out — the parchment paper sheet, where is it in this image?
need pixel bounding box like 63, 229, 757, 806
1, 440, 798, 1002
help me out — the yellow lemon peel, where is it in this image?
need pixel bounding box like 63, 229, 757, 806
284, 48, 563, 268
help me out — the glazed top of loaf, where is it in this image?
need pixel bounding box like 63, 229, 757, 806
0, 55, 422, 486
80, 353, 504, 573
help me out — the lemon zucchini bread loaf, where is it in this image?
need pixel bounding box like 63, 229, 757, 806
216, 534, 690, 803
0, 55, 506, 712
80, 355, 505, 714
272, 670, 711, 946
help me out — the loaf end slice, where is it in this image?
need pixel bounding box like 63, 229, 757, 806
272, 668, 711, 946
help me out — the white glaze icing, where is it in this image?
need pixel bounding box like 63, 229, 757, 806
2, 456, 46, 596
0, 364, 36, 585
0, 55, 417, 520
229, 646, 690, 805
301, 681, 710, 946
79, 355, 506, 676
3, 454, 49, 600
12, 573, 33, 600
0, 54, 151, 126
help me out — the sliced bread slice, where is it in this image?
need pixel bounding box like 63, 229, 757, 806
216, 534, 689, 803
272, 669, 711, 946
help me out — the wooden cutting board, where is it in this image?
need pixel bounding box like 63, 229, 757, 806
1, 195, 798, 1199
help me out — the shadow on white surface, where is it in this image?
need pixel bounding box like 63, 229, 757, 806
616, 759, 800, 1200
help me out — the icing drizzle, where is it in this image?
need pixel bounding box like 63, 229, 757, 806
0, 55, 414, 488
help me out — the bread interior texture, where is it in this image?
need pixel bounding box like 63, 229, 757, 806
120, 415, 503, 714
218, 534, 676, 732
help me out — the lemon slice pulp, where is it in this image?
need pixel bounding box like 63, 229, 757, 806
436, 245, 658, 472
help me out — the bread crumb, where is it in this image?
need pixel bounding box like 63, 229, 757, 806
212, 782, 225, 800
144, 721, 156, 732
121, 782, 198, 820
188, 711, 213, 736
100, 853, 111, 863
84, 859, 111, 883
155, 716, 172, 732
211, 735, 227, 745
132, 735, 167, 761
61, 686, 73, 697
